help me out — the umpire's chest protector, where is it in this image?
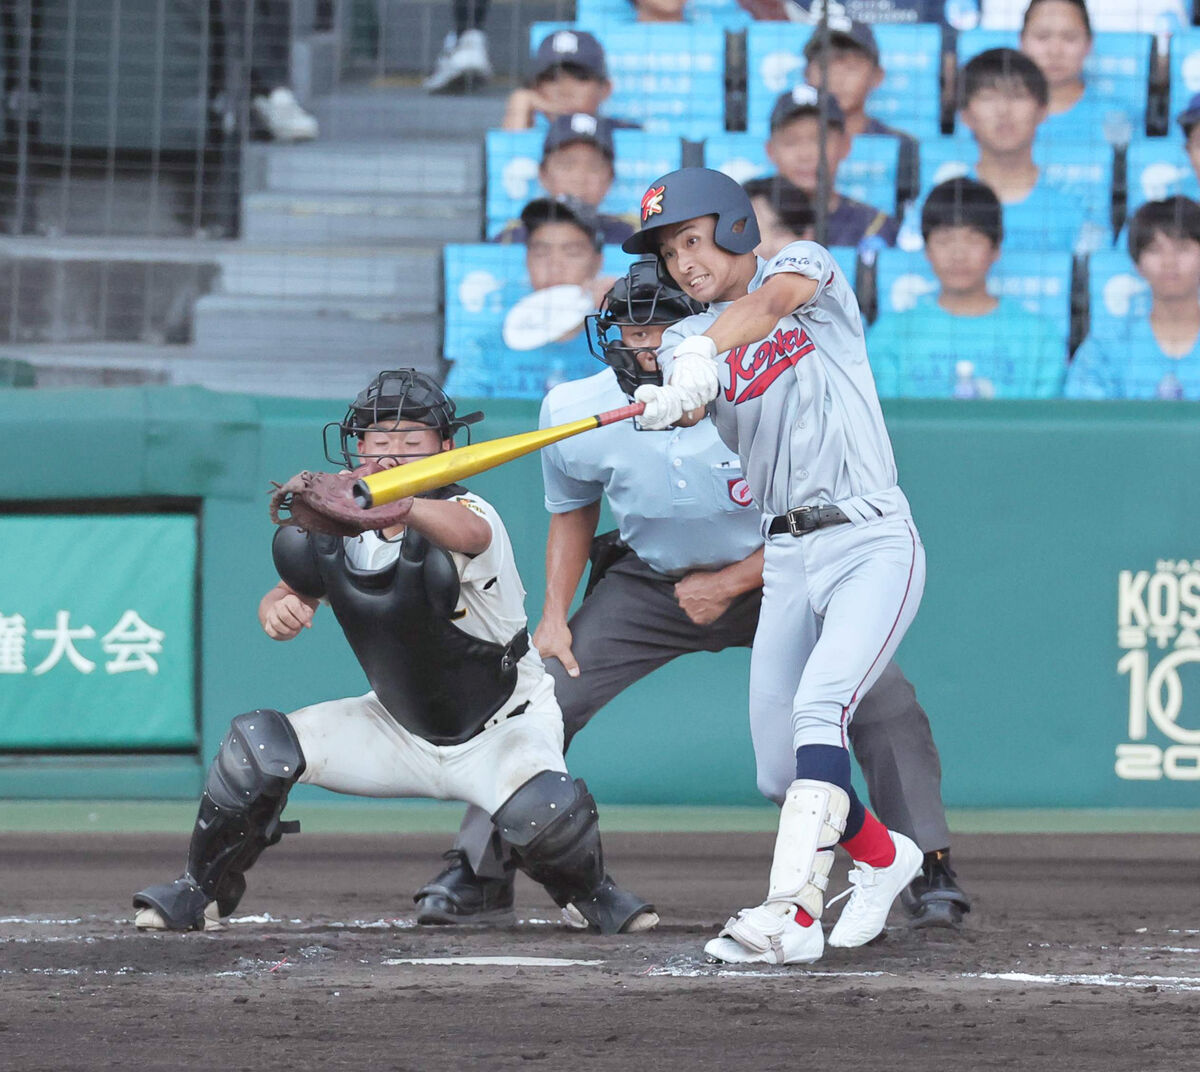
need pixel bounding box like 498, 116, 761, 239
272, 522, 523, 745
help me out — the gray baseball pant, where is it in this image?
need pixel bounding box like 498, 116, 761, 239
456, 552, 951, 879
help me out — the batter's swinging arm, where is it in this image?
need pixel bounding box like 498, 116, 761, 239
354, 402, 645, 508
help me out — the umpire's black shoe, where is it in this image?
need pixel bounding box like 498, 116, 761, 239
414, 850, 516, 926
900, 849, 971, 929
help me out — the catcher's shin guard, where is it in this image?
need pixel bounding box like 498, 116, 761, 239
766, 779, 850, 919
133, 710, 305, 929
492, 771, 653, 934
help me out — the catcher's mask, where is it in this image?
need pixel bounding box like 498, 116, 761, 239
324, 369, 484, 468
585, 258, 703, 398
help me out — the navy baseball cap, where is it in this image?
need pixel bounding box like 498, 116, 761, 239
543, 113, 616, 160
1178, 92, 1200, 134
530, 29, 608, 82
769, 85, 846, 132
520, 194, 605, 251
803, 15, 880, 65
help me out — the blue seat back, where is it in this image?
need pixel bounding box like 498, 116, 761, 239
485, 129, 684, 238
873, 247, 1073, 345
746, 22, 941, 140
1125, 137, 1200, 216
1169, 29, 1200, 130
701, 131, 901, 214
1086, 248, 1148, 328
530, 22, 726, 136
574, 0, 752, 27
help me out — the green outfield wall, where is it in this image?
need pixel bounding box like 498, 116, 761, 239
1, 387, 1198, 809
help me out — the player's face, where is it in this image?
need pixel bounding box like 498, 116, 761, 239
960, 81, 1046, 154
358, 420, 450, 469
1020, 1, 1091, 89
1136, 232, 1200, 302
634, 0, 688, 20
923, 226, 999, 296
618, 322, 667, 373
526, 221, 602, 290
750, 194, 810, 259
539, 143, 614, 208
536, 72, 612, 118
1185, 127, 1200, 179
804, 47, 883, 116
766, 116, 849, 195
658, 215, 754, 304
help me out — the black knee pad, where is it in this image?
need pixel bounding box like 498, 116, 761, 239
185, 709, 305, 912
493, 771, 604, 908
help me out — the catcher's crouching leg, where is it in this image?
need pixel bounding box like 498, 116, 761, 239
133, 710, 305, 931
492, 771, 657, 935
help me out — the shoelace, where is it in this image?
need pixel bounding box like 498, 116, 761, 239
826, 861, 880, 909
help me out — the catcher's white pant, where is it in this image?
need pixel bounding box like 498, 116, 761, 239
750, 515, 926, 796
286, 674, 567, 814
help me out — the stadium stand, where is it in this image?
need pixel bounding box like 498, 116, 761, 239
575, 0, 754, 26
1125, 137, 1200, 216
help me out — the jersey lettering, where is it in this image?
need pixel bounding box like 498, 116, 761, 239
723, 326, 816, 404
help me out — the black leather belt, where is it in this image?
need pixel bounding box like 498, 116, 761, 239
768, 505, 851, 537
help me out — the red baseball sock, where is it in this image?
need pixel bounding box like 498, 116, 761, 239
840, 810, 896, 868
794, 907, 815, 927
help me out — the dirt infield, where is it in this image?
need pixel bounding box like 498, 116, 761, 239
3, 829, 1199, 1070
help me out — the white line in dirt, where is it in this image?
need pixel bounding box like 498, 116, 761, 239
0, 918, 84, 925
383, 956, 605, 967
967, 971, 1200, 992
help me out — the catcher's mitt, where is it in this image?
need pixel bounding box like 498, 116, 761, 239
269, 467, 412, 537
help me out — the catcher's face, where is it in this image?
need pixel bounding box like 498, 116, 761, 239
356, 420, 450, 469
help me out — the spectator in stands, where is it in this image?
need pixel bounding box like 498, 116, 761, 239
521, 194, 612, 304
1067, 196, 1200, 399
424, 0, 492, 93
765, 85, 899, 249
1176, 95, 1200, 200
982, 0, 1187, 32
243, 0, 319, 141
1018, 0, 1131, 145
802, 16, 920, 203
899, 48, 1107, 253
870, 177, 1065, 398
629, 0, 689, 21
494, 115, 635, 245
502, 30, 630, 131
742, 176, 815, 257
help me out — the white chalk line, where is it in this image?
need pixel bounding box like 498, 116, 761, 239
383, 956, 605, 967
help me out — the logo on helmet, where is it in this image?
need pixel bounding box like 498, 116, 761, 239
641, 185, 666, 222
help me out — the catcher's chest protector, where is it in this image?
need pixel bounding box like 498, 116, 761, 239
274, 526, 524, 745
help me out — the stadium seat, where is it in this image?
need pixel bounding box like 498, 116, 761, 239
955, 27, 1151, 140
574, 0, 753, 28
444, 244, 642, 398
1125, 137, 1200, 217
1085, 247, 1149, 328
1170, 29, 1200, 134
745, 23, 942, 140
484, 129, 684, 239
529, 22, 727, 136
872, 247, 1074, 347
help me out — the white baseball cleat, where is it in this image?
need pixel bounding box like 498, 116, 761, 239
134, 900, 225, 932
703, 902, 824, 965
423, 30, 492, 93
251, 87, 319, 142
826, 832, 923, 948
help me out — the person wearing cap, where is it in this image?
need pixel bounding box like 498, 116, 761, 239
502, 30, 636, 131
802, 16, 920, 205
494, 114, 637, 246
742, 176, 816, 257
869, 177, 1066, 398
520, 194, 612, 305
765, 84, 900, 249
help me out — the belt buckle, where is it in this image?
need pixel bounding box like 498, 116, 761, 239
786, 506, 814, 537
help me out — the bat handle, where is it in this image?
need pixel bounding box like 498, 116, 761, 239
595, 401, 646, 427
352, 480, 372, 508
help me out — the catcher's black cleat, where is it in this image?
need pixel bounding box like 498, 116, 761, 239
414, 850, 516, 926
900, 849, 971, 929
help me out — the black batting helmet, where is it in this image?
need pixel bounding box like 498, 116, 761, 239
324, 369, 483, 468
622, 167, 761, 256
585, 259, 703, 397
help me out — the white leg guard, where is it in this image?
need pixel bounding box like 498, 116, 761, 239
765, 779, 850, 920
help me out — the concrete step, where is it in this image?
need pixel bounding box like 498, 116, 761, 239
246, 139, 481, 197
169, 353, 445, 398
309, 83, 508, 141
241, 190, 482, 245
192, 294, 439, 363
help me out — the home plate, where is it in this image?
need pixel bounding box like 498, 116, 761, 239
382, 956, 604, 968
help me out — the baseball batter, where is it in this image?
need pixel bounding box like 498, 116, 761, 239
415, 261, 967, 931
626, 168, 928, 964
132, 370, 656, 936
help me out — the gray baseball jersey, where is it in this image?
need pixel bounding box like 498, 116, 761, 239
660, 240, 911, 523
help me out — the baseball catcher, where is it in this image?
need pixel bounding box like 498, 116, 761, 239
132, 369, 657, 935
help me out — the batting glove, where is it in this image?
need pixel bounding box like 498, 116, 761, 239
634, 383, 685, 430
669, 335, 721, 411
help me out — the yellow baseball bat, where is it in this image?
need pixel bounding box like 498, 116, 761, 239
353, 401, 646, 508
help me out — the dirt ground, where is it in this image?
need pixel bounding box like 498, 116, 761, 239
2, 829, 1199, 1071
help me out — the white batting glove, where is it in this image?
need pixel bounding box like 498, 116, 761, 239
634, 383, 685, 430
669, 335, 720, 411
